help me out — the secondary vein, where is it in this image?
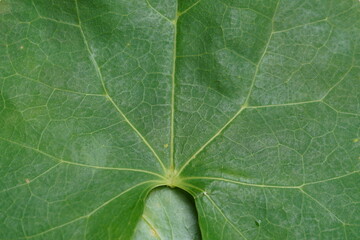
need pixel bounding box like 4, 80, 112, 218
0, 136, 165, 179
177, 0, 281, 175
24, 181, 158, 239
170, 2, 179, 171
205, 195, 248, 240
74, 0, 166, 172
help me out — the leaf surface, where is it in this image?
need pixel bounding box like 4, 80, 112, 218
0, 0, 360, 239
134, 187, 200, 240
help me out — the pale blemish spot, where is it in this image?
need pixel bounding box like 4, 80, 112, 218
353, 138, 359, 143
25, 179, 30, 184
164, 143, 169, 148
20, 46, 24, 50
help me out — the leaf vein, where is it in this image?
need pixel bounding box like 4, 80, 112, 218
205, 194, 248, 240
177, 0, 281, 174
0, 137, 165, 178
74, 0, 166, 172
24, 181, 156, 239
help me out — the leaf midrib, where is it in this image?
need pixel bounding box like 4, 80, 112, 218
169, 2, 178, 172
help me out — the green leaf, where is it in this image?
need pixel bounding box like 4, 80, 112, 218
133, 187, 201, 240
1, 0, 359, 239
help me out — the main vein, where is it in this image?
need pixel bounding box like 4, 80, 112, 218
74, 0, 166, 172
170, 3, 179, 171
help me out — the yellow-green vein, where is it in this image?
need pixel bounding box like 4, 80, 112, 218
74, 0, 166, 173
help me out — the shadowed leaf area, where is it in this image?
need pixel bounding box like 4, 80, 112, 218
0, 0, 359, 239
